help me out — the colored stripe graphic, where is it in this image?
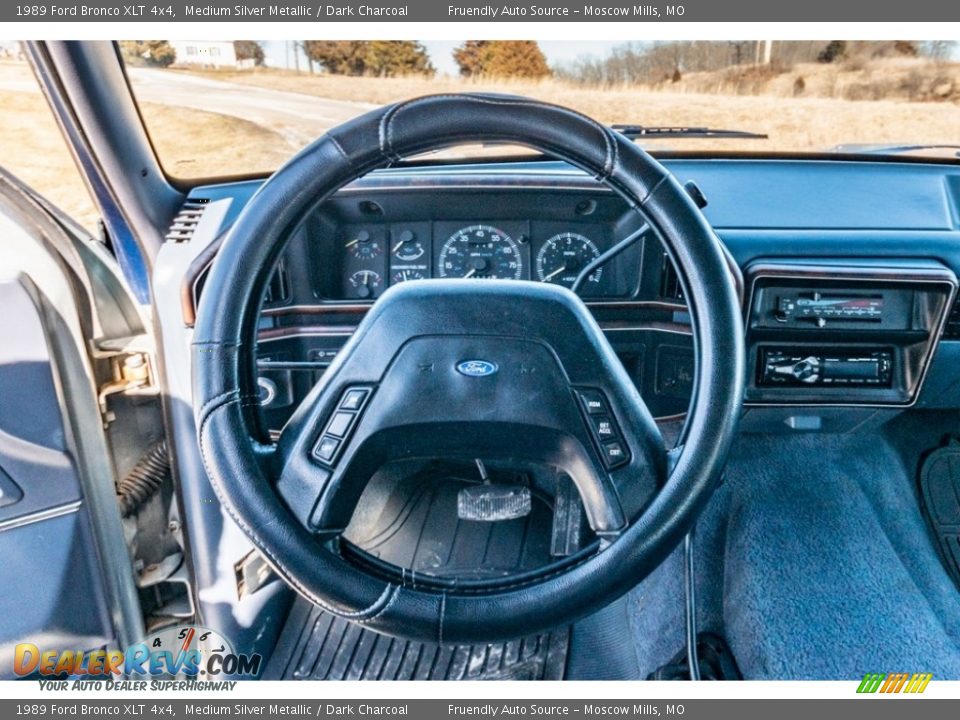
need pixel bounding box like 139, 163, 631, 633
905, 673, 933, 693
857, 672, 931, 693
857, 673, 886, 693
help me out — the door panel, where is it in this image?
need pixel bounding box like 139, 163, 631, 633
0, 278, 115, 677
0, 176, 143, 678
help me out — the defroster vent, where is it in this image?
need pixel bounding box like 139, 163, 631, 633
164, 198, 209, 243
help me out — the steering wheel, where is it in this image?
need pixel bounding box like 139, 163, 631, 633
193, 94, 744, 643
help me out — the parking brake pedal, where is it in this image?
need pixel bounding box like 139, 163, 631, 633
918, 438, 960, 591
457, 459, 531, 522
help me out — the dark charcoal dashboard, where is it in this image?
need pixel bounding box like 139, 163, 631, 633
171, 158, 960, 438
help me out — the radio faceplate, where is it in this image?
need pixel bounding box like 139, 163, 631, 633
760, 348, 893, 387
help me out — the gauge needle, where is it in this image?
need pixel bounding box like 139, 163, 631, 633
345, 238, 359, 248
463, 268, 477, 279
392, 241, 404, 253
543, 266, 567, 282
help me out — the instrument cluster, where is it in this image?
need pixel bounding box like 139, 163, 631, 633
329, 220, 644, 300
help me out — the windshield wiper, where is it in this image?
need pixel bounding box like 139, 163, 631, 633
830, 143, 960, 157
613, 125, 768, 140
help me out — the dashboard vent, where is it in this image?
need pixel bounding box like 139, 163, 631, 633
943, 297, 960, 340
165, 198, 209, 243
660, 253, 685, 302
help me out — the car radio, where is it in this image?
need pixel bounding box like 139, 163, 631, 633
773, 291, 884, 327
760, 348, 893, 387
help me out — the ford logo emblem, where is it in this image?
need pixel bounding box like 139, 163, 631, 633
456, 360, 498, 377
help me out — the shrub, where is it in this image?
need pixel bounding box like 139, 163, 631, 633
453, 41, 551, 79
818, 41, 847, 64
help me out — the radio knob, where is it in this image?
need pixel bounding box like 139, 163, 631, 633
793, 356, 821, 383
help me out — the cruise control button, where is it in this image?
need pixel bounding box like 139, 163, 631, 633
579, 390, 607, 415
340, 388, 368, 410
602, 441, 627, 467
326, 411, 354, 438
315, 436, 340, 462
591, 415, 616, 439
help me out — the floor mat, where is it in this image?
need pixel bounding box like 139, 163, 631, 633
629, 421, 960, 680
264, 598, 569, 680
919, 439, 960, 590
345, 469, 554, 580
265, 469, 570, 680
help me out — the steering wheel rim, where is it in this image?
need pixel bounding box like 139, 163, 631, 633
193, 93, 744, 643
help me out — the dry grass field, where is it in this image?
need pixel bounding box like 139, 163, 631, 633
2, 57, 958, 233
175, 63, 960, 156
0, 62, 292, 230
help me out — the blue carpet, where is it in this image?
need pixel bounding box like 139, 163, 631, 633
629, 420, 960, 679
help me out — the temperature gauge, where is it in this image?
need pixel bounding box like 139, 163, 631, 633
349, 270, 382, 299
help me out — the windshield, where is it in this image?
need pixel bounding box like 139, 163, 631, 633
122, 40, 960, 178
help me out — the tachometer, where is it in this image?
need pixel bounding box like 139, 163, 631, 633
438, 225, 523, 280
535, 232, 601, 288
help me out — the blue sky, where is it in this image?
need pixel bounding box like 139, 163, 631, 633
263, 40, 622, 74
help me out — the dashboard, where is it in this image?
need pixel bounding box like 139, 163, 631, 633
165, 158, 960, 439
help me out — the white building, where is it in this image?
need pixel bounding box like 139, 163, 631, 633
169, 41, 241, 69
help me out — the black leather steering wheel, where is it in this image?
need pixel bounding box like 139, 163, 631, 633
193, 94, 744, 643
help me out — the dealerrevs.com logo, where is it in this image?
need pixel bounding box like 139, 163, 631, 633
14, 626, 262, 679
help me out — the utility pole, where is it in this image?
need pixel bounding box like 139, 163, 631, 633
755, 39, 774, 65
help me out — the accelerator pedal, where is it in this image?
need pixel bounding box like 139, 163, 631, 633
457, 483, 531, 522
457, 458, 532, 522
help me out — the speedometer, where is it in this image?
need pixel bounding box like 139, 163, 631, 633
438, 225, 523, 280
535, 232, 601, 288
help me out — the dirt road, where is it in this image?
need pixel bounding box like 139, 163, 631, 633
125, 68, 375, 146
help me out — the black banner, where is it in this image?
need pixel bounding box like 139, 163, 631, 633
2, 699, 958, 719
5, 0, 960, 22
